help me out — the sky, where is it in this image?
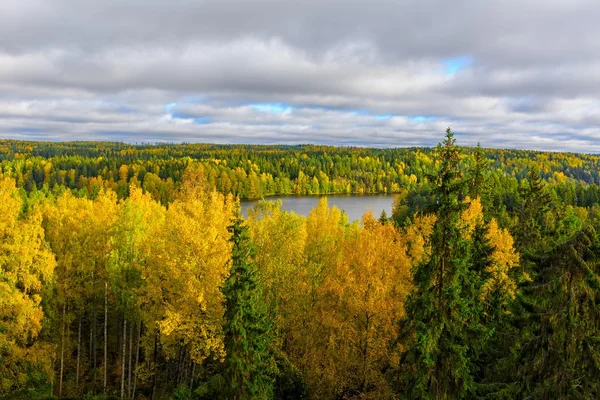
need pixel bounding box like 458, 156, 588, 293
2, 0, 600, 152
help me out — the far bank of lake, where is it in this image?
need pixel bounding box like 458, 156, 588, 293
241, 194, 395, 222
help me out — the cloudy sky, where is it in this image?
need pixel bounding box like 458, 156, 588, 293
2, 0, 600, 151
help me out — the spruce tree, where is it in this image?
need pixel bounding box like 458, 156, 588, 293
468, 143, 489, 202
222, 212, 275, 400
394, 129, 484, 400
511, 226, 600, 399
468, 222, 510, 397
515, 169, 553, 258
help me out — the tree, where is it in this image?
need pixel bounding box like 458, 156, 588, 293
468, 143, 489, 203
139, 165, 234, 396
222, 212, 275, 400
0, 178, 55, 395
511, 226, 600, 398
515, 169, 553, 257
317, 213, 412, 398
109, 186, 165, 400
394, 129, 484, 400
247, 200, 308, 398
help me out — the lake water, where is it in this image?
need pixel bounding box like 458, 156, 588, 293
241, 194, 395, 222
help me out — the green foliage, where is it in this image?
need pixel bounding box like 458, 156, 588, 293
172, 384, 193, 400
509, 227, 600, 399
395, 129, 486, 399
515, 169, 554, 256
221, 212, 276, 399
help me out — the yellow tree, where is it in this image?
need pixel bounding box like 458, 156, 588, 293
42, 190, 93, 397
109, 186, 166, 399
247, 200, 307, 334
43, 188, 118, 396
0, 177, 56, 395
138, 165, 235, 393
318, 213, 413, 398
290, 198, 356, 398
458, 197, 520, 303
402, 213, 436, 266
247, 200, 309, 396
481, 218, 520, 302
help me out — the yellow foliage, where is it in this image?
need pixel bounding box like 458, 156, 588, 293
0, 178, 56, 394
459, 196, 484, 238
274, 207, 413, 398
140, 175, 235, 363
310, 212, 412, 397
247, 200, 308, 328
482, 218, 520, 300
403, 213, 437, 265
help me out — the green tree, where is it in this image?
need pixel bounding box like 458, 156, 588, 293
510, 226, 600, 399
515, 169, 553, 257
468, 143, 490, 207
222, 212, 275, 399
394, 129, 484, 400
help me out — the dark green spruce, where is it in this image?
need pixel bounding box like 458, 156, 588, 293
508, 226, 600, 399
393, 128, 485, 400
221, 212, 275, 400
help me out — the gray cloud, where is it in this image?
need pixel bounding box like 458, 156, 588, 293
1, 0, 599, 151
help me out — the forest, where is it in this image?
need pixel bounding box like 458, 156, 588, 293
1, 129, 599, 399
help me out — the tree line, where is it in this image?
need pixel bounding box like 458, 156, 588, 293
1, 139, 600, 206
1, 130, 599, 399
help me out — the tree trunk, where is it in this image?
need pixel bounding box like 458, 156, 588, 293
104, 281, 108, 395
93, 302, 97, 388
151, 332, 158, 400
121, 318, 127, 400
59, 302, 66, 398
132, 323, 141, 400
189, 362, 196, 392
89, 314, 93, 377
128, 321, 133, 399
361, 312, 370, 394
76, 317, 82, 389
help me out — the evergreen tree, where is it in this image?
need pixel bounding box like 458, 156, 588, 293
469, 222, 509, 397
511, 226, 600, 399
394, 129, 484, 399
468, 143, 489, 202
222, 212, 275, 400
379, 209, 389, 224
515, 169, 553, 258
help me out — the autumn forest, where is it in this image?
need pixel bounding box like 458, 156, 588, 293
1, 129, 600, 399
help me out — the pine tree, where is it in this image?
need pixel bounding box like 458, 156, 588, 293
222, 212, 275, 400
394, 129, 484, 400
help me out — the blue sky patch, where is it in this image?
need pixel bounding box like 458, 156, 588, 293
193, 117, 212, 124
171, 111, 194, 119
443, 55, 473, 74
250, 102, 293, 114
409, 115, 436, 122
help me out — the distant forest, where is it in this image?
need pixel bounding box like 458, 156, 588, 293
1, 138, 600, 206
1, 131, 599, 399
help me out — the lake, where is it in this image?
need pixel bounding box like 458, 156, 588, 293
241, 194, 395, 222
